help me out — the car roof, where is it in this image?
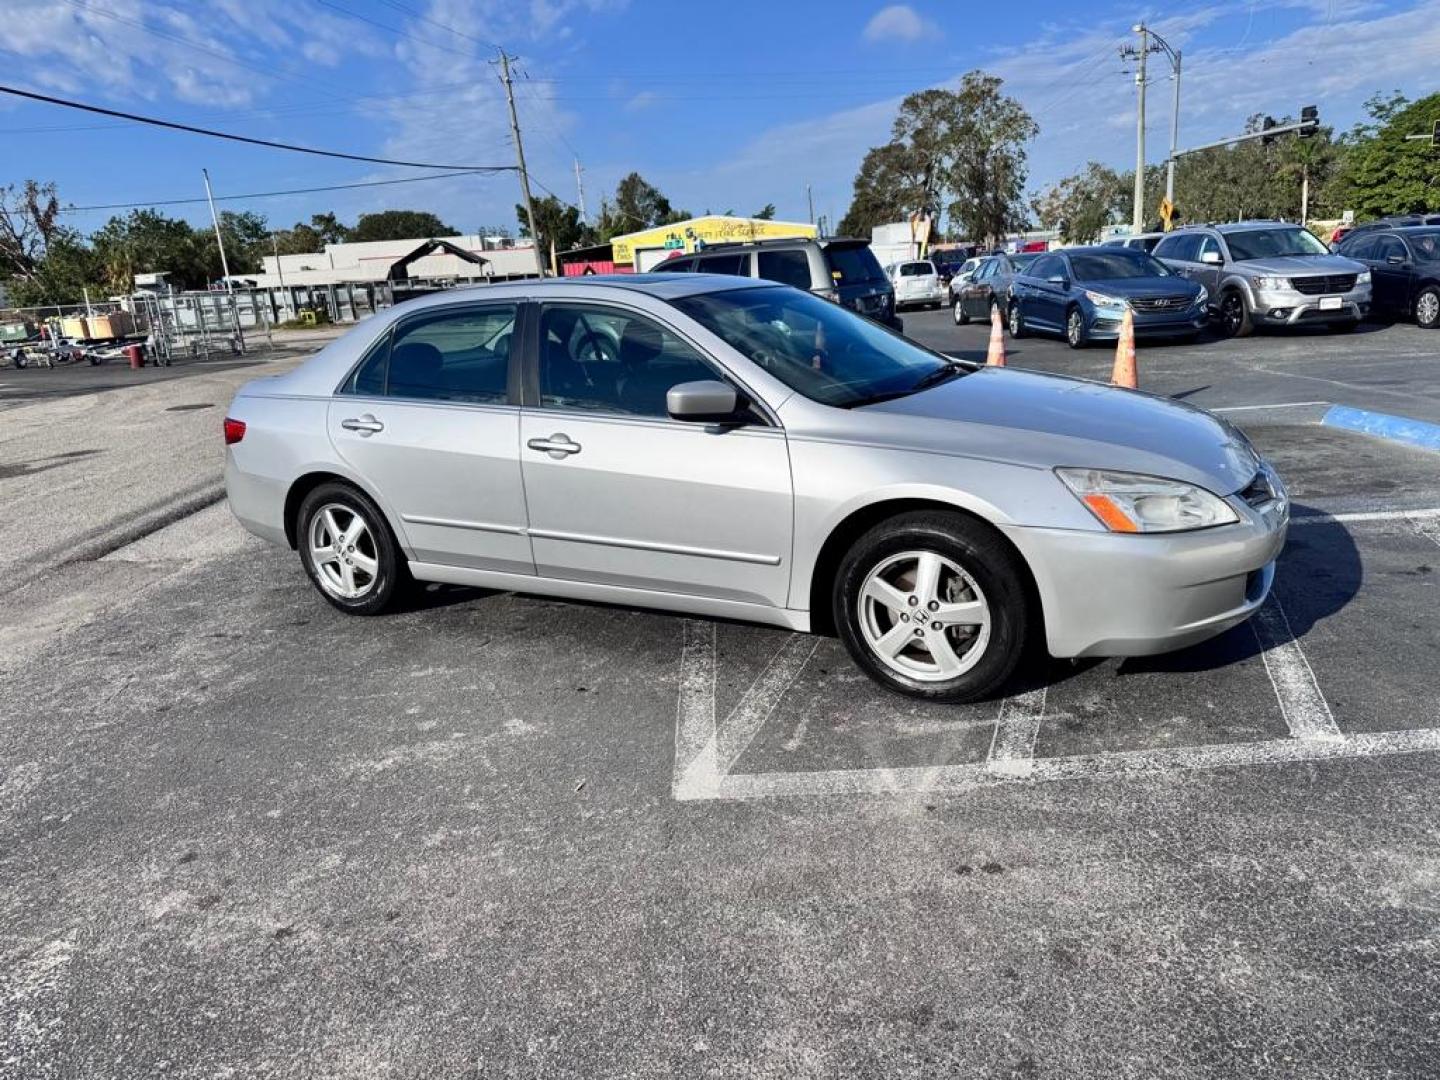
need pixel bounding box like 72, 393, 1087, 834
382, 273, 772, 313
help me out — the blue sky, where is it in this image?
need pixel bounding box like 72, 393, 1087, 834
2, 0, 1439, 240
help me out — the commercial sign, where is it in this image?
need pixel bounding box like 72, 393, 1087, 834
610, 215, 817, 266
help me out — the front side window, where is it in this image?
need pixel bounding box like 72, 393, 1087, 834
672, 285, 965, 410
1068, 252, 1173, 280
538, 304, 722, 418
1374, 236, 1407, 263
757, 249, 813, 290
1225, 227, 1328, 261
1008, 253, 1039, 274
974, 259, 996, 281
1197, 235, 1224, 263
1340, 234, 1376, 260
1028, 255, 1063, 279
341, 305, 515, 403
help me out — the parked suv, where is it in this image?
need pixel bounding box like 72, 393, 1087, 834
885, 259, 946, 311
660, 238, 901, 330
1153, 221, 1370, 337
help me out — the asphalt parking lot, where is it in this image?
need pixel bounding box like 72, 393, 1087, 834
3, 315, 1440, 1077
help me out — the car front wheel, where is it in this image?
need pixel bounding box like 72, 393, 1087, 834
297, 482, 406, 615
1220, 290, 1253, 337
953, 298, 969, 325
834, 512, 1031, 703
1066, 306, 1088, 349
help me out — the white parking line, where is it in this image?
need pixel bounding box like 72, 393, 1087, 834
672, 620, 718, 795
1250, 594, 1344, 743
712, 635, 820, 775
1408, 514, 1440, 548
1212, 401, 1329, 413
1290, 508, 1440, 526
985, 688, 1047, 777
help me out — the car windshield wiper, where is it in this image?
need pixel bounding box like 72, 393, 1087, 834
840, 363, 965, 409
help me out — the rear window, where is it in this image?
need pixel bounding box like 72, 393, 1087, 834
824, 244, 886, 285
899, 262, 934, 277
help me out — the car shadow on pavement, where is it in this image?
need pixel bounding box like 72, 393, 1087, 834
402, 581, 502, 612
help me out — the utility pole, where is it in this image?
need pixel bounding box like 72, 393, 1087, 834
202, 168, 244, 352
1165, 48, 1181, 207
574, 156, 587, 223
1120, 25, 1172, 232
806, 184, 814, 225
496, 50, 543, 278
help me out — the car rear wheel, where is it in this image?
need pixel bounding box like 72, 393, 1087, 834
297, 482, 406, 615
953, 298, 969, 325
833, 512, 1030, 703
1220, 290, 1253, 338
1007, 301, 1026, 338
1416, 286, 1440, 329
1065, 306, 1087, 349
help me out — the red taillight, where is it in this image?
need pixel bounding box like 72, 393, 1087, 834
223, 417, 246, 445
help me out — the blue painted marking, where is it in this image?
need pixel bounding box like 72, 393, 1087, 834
1322, 405, 1440, 454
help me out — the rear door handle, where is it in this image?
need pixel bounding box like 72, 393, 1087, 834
340, 414, 384, 435
527, 433, 582, 459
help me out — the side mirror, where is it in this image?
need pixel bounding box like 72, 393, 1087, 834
1387, 254, 1406, 265
1200, 250, 1223, 265
667, 380, 741, 423
1047, 274, 1068, 287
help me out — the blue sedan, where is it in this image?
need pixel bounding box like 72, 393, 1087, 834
1008, 247, 1208, 348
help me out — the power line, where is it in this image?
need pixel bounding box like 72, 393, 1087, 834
372, 0, 502, 51
0, 84, 516, 171
56, 170, 495, 214
309, 0, 482, 61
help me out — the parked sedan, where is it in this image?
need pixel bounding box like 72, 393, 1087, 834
1334, 226, 1440, 329
225, 275, 1287, 703
951, 252, 1039, 325
1008, 247, 1209, 348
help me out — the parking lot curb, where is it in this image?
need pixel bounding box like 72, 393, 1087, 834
1322, 405, 1440, 453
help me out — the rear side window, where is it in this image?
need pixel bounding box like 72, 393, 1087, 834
662, 257, 695, 272
368, 304, 517, 404
343, 329, 391, 396
757, 249, 813, 290
825, 244, 885, 285
1154, 234, 1195, 261
698, 254, 747, 275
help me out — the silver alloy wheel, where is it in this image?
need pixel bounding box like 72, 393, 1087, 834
858, 550, 991, 682
1008, 303, 1021, 336
1067, 308, 1084, 346
953, 298, 964, 324
1418, 290, 1439, 327
308, 502, 380, 600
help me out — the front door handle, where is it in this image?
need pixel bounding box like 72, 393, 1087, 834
340, 414, 384, 435
527, 433, 582, 459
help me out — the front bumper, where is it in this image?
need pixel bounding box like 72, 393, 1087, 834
999, 495, 1289, 658
1250, 284, 1371, 326
1090, 307, 1208, 339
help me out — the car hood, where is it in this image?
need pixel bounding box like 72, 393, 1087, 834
1233, 254, 1364, 275
856, 367, 1260, 495
1080, 276, 1201, 298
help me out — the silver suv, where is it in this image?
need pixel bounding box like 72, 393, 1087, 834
1153, 221, 1371, 337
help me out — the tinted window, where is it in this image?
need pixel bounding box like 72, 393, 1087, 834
1374, 236, 1407, 263
344, 328, 391, 396
673, 286, 964, 410
698, 254, 747, 276
899, 262, 934, 276
662, 257, 696, 272
1152, 234, 1191, 260
974, 259, 996, 281
825, 244, 886, 284
1028, 255, 1063, 279
354, 305, 515, 403
1136, 236, 1163, 252
1198, 235, 1224, 262
1008, 253, 1039, 273
1406, 230, 1440, 263
538, 304, 720, 418
757, 249, 813, 290
1068, 251, 1172, 280
1340, 235, 1376, 260
1225, 227, 1328, 260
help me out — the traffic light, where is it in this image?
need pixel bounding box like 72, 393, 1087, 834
1299, 104, 1318, 138
1260, 116, 1278, 146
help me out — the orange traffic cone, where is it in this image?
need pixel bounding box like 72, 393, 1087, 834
1110, 307, 1137, 389
986, 304, 1007, 367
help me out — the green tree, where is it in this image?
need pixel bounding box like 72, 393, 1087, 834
308, 211, 350, 245
1330, 91, 1440, 218
0, 180, 64, 285
517, 194, 592, 255
1031, 162, 1127, 243
213, 210, 270, 276
349, 209, 457, 242
612, 172, 687, 231
837, 142, 931, 237
751, 203, 777, 220
274, 212, 352, 255
90, 209, 208, 292
7, 231, 102, 307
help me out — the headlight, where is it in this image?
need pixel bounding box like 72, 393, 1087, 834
1056, 468, 1240, 533
1083, 290, 1128, 309
1193, 285, 1209, 307
1253, 275, 1287, 290
1356, 270, 1371, 285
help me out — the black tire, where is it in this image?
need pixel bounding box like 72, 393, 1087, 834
1220, 290, 1253, 338
296, 482, 408, 615
1007, 301, 1026, 339
1415, 285, 1440, 330
953, 297, 969, 326
1065, 305, 1088, 349
832, 511, 1032, 703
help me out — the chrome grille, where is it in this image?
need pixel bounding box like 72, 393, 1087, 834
1128, 295, 1193, 313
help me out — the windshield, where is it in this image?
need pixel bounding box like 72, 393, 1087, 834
1408, 230, 1440, 262
1068, 252, 1173, 280
1226, 227, 1329, 260
825, 244, 885, 285
672, 286, 965, 409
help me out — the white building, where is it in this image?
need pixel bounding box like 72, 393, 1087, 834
240, 234, 544, 289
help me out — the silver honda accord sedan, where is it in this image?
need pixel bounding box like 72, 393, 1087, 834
224, 274, 1289, 702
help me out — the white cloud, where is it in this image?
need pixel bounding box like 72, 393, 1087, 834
863, 5, 935, 44
625, 90, 658, 112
